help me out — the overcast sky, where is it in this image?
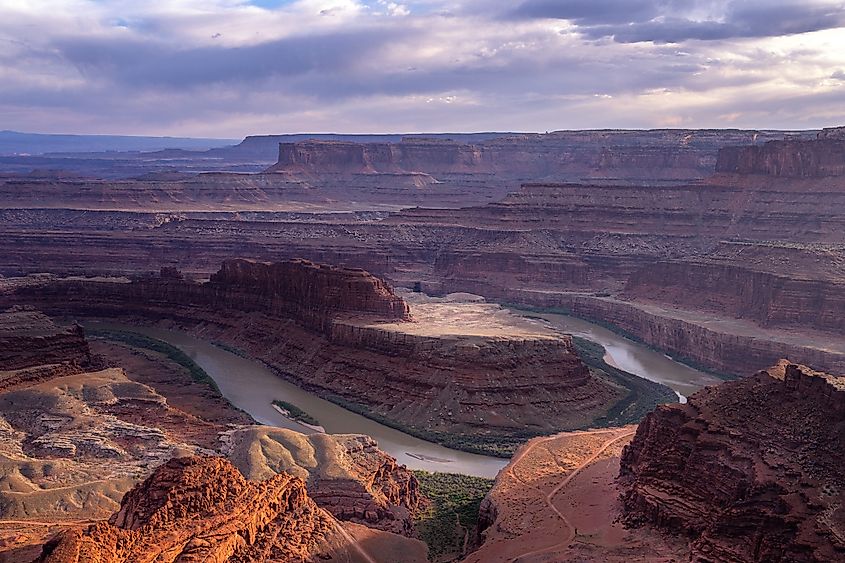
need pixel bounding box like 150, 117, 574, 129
2, 0, 844, 137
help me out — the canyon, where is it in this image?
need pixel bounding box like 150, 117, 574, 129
464, 362, 844, 562
1, 130, 842, 383
1, 125, 843, 562
2, 259, 670, 455
0, 306, 427, 562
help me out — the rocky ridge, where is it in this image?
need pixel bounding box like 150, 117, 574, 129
35, 456, 351, 563
222, 426, 422, 535
2, 261, 628, 452
0, 308, 428, 561
620, 361, 845, 562
0, 306, 91, 377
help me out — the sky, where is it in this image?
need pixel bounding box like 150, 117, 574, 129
1, 0, 844, 137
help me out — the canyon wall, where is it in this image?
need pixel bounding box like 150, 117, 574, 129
3, 261, 624, 452
625, 258, 845, 333
620, 362, 845, 562
0, 306, 91, 372
488, 290, 845, 377
270, 129, 813, 182
207, 258, 411, 330
716, 131, 845, 176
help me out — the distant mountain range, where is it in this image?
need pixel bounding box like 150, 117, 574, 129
0, 130, 238, 156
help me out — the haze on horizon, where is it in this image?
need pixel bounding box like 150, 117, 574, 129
2, 0, 845, 138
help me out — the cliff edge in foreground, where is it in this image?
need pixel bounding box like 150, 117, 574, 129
35, 456, 371, 563
620, 361, 845, 562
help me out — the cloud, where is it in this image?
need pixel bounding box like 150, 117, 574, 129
0, 0, 843, 136
511, 0, 657, 23
511, 0, 845, 43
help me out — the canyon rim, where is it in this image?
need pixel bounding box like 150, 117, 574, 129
1, 1, 845, 562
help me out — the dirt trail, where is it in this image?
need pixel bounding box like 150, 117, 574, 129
507, 430, 636, 563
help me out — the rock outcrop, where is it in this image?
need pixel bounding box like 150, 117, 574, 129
208, 258, 411, 329
0, 306, 91, 373
222, 426, 422, 535
715, 135, 845, 177
35, 456, 344, 563
4, 262, 626, 452
620, 362, 845, 562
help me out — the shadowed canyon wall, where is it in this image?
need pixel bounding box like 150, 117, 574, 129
620, 362, 845, 562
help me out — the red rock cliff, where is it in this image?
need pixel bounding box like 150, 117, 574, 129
715, 134, 845, 177
208, 258, 411, 330
620, 362, 845, 562
0, 306, 91, 372
35, 456, 341, 563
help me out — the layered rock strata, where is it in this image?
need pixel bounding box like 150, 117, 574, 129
35, 456, 350, 563
4, 261, 624, 446
207, 258, 411, 330
269, 130, 810, 182
1, 131, 842, 388
222, 426, 422, 535
496, 290, 845, 377
0, 306, 91, 375
716, 128, 845, 176
620, 361, 845, 562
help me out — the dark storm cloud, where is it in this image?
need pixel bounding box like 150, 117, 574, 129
54, 28, 408, 88
510, 0, 664, 24
510, 0, 845, 43
1, 0, 843, 135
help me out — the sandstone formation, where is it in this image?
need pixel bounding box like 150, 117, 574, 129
208, 258, 411, 329
222, 426, 422, 535
0, 308, 427, 561
0, 306, 91, 376
3, 261, 634, 453
35, 456, 352, 563
620, 361, 845, 562
466, 427, 689, 562
0, 128, 842, 396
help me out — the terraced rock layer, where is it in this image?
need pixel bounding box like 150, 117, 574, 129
223, 426, 422, 535
269, 130, 810, 182
0, 306, 91, 375
35, 456, 347, 563
3, 261, 622, 449
1, 130, 842, 386
620, 362, 845, 562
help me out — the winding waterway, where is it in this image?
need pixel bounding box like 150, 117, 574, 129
91, 322, 508, 478
91, 315, 719, 478
529, 312, 724, 401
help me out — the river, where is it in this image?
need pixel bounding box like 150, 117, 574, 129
529, 312, 724, 401
91, 315, 719, 478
